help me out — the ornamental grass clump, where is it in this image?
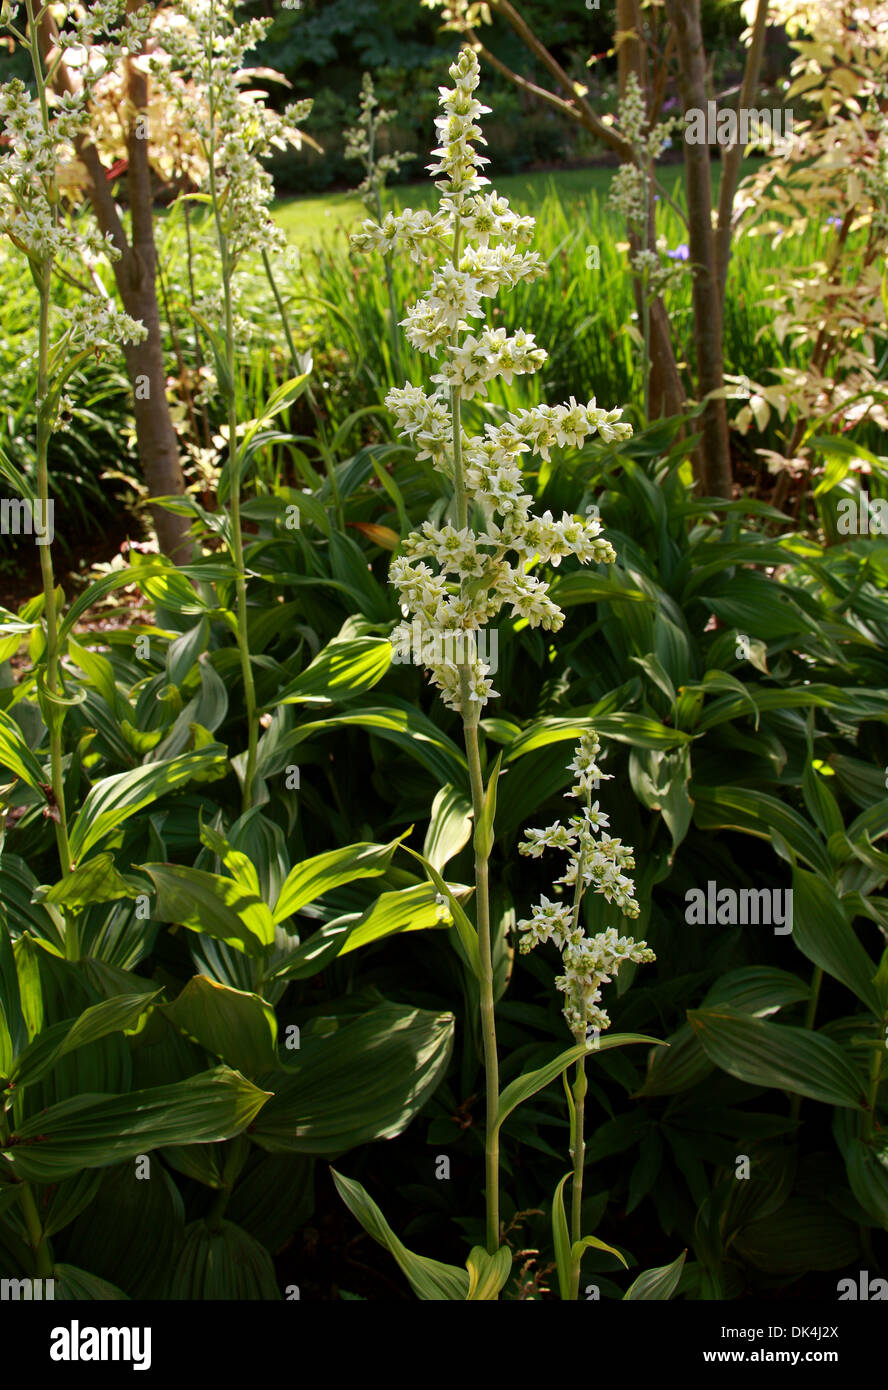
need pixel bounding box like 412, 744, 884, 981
335, 47, 662, 1298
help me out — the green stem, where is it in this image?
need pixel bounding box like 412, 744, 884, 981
566, 785, 591, 1298
18, 1182, 53, 1278
865, 1022, 885, 1142
35, 275, 72, 883
205, 1137, 248, 1231
261, 247, 301, 370
462, 712, 500, 1256
569, 1055, 587, 1300
447, 220, 499, 1252
206, 41, 258, 814
790, 965, 823, 1124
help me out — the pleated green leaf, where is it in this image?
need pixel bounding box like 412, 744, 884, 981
496, 1035, 663, 1133
272, 835, 405, 923
142, 864, 276, 955
3, 1066, 271, 1181
624, 1249, 686, 1300
162, 976, 277, 1076
331, 1168, 470, 1300
252, 1001, 454, 1155
688, 1008, 867, 1109
69, 745, 228, 862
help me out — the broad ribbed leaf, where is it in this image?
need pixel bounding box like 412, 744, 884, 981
69, 746, 228, 861
465, 1245, 513, 1300
688, 1008, 867, 1109
276, 636, 391, 705
692, 784, 831, 876
791, 868, 880, 1014
552, 1171, 572, 1300
37, 853, 141, 909
143, 864, 276, 955
639, 967, 811, 1098
270, 879, 461, 983
497, 1035, 662, 1133
732, 1198, 861, 1274
170, 1219, 280, 1299
624, 1250, 686, 1300
3, 1066, 270, 1181
162, 976, 277, 1075
252, 1001, 454, 1154
423, 784, 472, 872
64, 1162, 184, 1298
844, 1137, 888, 1228
0, 915, 26, 1070
52, 1264, 129, 1300
401, 845, 480, 979
11, 991, 159, 1088
272, 836, 404, 924
0, 707, 46, 789
331, 1169, 469, 1300
277, 699, 468, 788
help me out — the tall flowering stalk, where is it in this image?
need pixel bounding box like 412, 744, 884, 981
148, 0, 310, 812
607, 73, 685, 422
0, 0, 148, 920
518, 732, 653, 1298
345, 73, 413, 379
353, 47, 634, 1255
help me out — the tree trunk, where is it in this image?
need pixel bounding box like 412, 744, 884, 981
36, 4, 192, 563
122, 47, 192, 564
665, 0, 733, 498
617, 0, 699, 479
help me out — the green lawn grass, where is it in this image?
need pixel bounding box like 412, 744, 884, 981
274, 166, 625, 244
271, 159, 760, 245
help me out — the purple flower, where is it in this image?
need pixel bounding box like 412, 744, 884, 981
666, 243, 690, 261
826, 215, 843, 229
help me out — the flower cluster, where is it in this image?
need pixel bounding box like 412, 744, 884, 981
606, 73, 687, 294
0, 3, 150, 351
147, 0, 312, 267
0, 0, 151, 259
517, 733, 654, 1039
344, 72, 414, 215
352, 49, 632, 714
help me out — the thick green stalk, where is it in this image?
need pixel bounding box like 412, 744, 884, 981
462, 711, 500, 1255
569, 1056, 587, 1299
205, 43, 258, 814
447, 235, 500, 1250
225, 326, 259, 815
566, 786, 591, 1298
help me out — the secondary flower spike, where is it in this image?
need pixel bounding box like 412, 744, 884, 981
518, 733, 654, 1039
351, 48, 632, 714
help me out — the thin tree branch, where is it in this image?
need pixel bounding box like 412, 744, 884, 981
715, 0, 769, 300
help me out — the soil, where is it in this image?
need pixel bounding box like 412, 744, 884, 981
0, 504, 153, 655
